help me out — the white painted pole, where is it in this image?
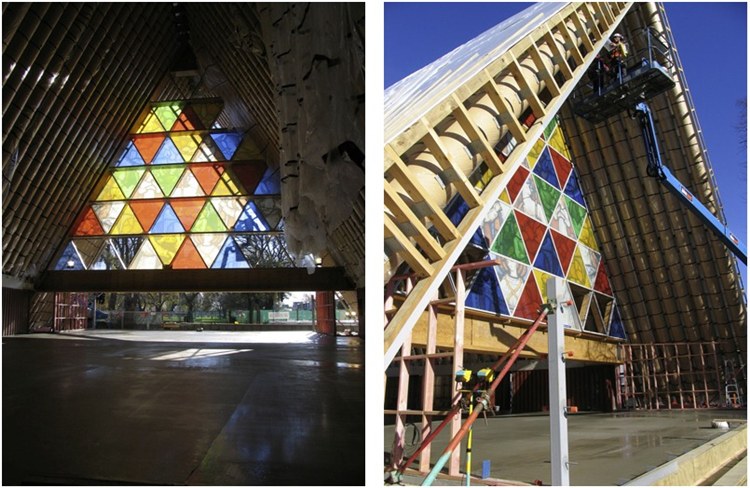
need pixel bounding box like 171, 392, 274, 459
547, 277, 570, 486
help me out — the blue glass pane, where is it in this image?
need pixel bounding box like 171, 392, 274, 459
211, 237, 250, 269
117, 142, 145, 167
564, 171, 586, 207
235, 201, 269, 231
533, 231, 563, 277
151, 138, 184, 165
532, 148, 560, 189
444, 195, 486, 250
150, 204, 184, 233
465, 262, 509, 315
255, 167, 281, 195
55, 242, 85, 270
608, 304, 626, 339
211, 132, 242, 160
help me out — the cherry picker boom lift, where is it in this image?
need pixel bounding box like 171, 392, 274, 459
573, 27, 747, 264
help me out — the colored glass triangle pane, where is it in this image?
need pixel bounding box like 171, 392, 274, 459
579, 245, 600, 287
255, 167, 281, 195
513, 171, 546, 223
112, 168, 145, 199
92, 202, 125, 233
191, 202, 227, 232
151, 138, 184, 165
171, 133, 201, 161
149, 235, 185, 265
490, 212, 529, 264
191, 102, 223, 129
543, 117, 558, 140
211, 236, 249, 268
110, 237, 143, 268
550, 198, 577, 240
72, 238, 104, 268
96, 176, 125, 201
563, 171, 586, 207
516, 210, 546, 262
137, 111, 165, 134
192, 139, 223, 162
131, 171, 164, 199
213, 173, 240, 196
171, 169, 205, 197
191, 165, 221, 194
54, 242, 85, 270
549, 146, 573, 189
594, 260, 613, 296
235, 201, 270, 231
129, 200, 164, 232
231, 162, 267, 194
608, 305, 626, 339
171, 105, 203, 131
566, 197, 587, 238
533, 269, 554, 303
533, 231, 564, 277
211, 178, 232, 196
506, 165, 529, 203
481, 200, 512, 247
550, 229, 576, 275
253, 198, 281, 229
526, 137, 545, 168
548, 126, 571, 159
73, 207, 105, 236
191, 234, 225, 268
211, 132, 242, 160
171, 237, 207, 269
154, 103, 182, 132
91, 241, 125, 270
466, 262, 509, 315
211, 197, 244, 229
109, 205, 144, 235
133, 134, 165, 164
130, 239, 163, 269
534, 175, 560, 223
532, 148, 560, 189
233, 135, 264, 160
493, 254, 530, 315
171, 198, 204, 230
499, 188, 511, 204
567, 246, 591, 288
578, 216, 599, 251
151, 167, 184, 196
117, 142, 146, 167
150, 204, 185, 234
513, 272, 544, 320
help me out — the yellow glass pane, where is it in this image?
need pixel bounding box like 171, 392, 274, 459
533, 269, 554, 303
499, 189, 511, 204
567, 246, 590, 288
527, 137, 546, 168
191, 234, 226, 268
96, 176, 125, 201
548, 126, 571, 160
109, 205, 144, 235
130, 239, 163, 269
578, 216, 599, 252
171, 133, 202, 161
149, 235, 185, 265
137, 112, 165, 134
212, 173, 240, 196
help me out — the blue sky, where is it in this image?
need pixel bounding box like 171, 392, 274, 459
385, 2, 747, 284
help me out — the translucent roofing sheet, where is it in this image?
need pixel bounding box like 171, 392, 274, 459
384, 2, 565, 143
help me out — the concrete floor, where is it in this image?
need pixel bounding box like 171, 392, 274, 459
386, 409, 746, 485
3, 330, 364, 485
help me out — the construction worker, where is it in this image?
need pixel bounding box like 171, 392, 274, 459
605, 33, 629, 83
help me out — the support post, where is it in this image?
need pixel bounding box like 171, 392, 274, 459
449, 270, 466, 476
548, 277, 570, 486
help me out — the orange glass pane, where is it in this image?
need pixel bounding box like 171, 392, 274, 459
170, 105, 203, 131
170, 198, 204, 231
171, 237, 207, 269
133, 134, 166, 164
73, 207, 105, 236
130, 200, 165, 232
190, 165, 221, 194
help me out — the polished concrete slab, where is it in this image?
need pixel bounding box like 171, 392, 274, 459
3, 330, 364, 485
387, 409, 746, 485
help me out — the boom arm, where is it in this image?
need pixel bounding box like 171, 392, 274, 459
634, 102, 747, 264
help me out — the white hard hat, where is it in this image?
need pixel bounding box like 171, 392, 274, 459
612, 33, 623, 39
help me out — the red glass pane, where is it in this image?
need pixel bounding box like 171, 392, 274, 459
191, 165, 221, 194
515, 210, 547, 262
129, 200, 165, 232
506, 166, 529, 203
594, 260, 613, 296
230, 162, 267, 194
72, 207, 104, 236
514, 274, 543, 320
171, 198, 205, 231
550, 229, 576, 275
171, 237, 207, 269
133, 134, 166, 164
549, 146, 573, 189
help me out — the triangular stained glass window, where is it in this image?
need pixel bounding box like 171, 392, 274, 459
564, 171, 586, 207
566, 197, 587, 238
549, 146, 573, 189
514, 273, 544, 320
532, 148, 560, 189
534, 175, 560, 223
58, 99, 290, 271
608, 305, 626, 339
516, 211, 546, 263
54, 242, 85, 270
490, 212, 529, 264
550, 229, 576, 275
465, 263, 509, 315
594, 260, 613, 296
506, 165, 529, 204
533, 231, 564, 277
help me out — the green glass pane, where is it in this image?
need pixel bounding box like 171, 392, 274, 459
191, 202, 227, 232
490, 212, 529, 264
566, 197, 587, 238
534, 175, 561, 224
151, 167, 184, 196
544, 117, 558, 140
154, 104, 182, 132
112, 168, 145, 199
